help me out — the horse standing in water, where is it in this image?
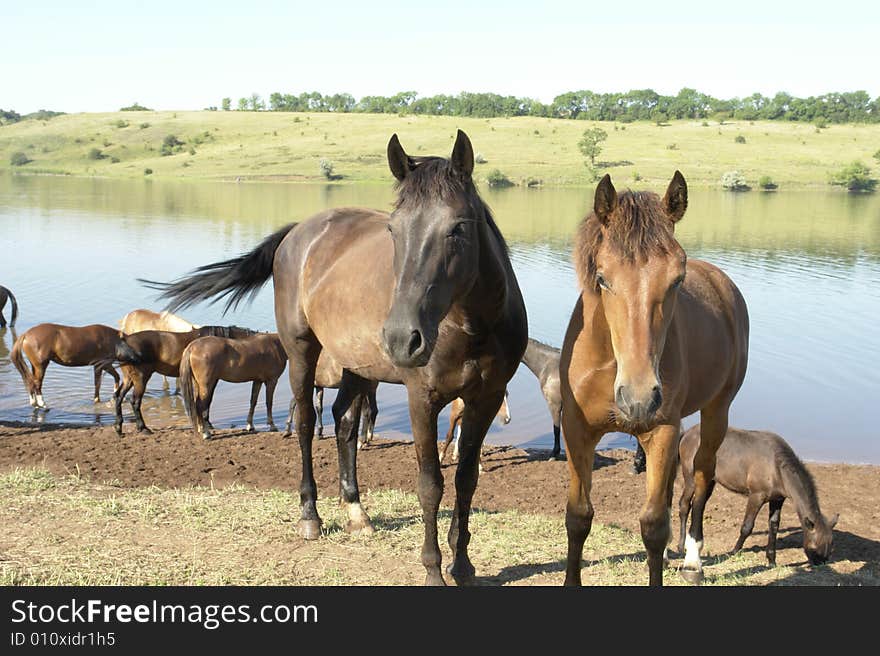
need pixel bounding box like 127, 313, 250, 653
119, 309, 199, 393
282, 350, 379, 450
560, 172, 749, 586
179, 332, 288, 439
147, 131, 528, 585
521, 338, 564, 460
10, 323, 129, 408
678, 424, 837, 566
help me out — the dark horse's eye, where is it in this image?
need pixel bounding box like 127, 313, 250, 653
448, 222, 468, 238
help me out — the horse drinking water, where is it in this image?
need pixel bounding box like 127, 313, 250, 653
560, 172, 749, 586
145, 130, 528, 585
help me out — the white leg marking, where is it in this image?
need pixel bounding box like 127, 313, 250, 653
452, 425, 461, 462
36, 393, 46, 408
683, 535, 704, 570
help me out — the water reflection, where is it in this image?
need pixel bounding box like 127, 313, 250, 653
1, 175, 879, 463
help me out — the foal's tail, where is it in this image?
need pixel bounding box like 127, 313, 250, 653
139, 222, 298, 314
10, 335, 32, 393
178, 346, 198, 432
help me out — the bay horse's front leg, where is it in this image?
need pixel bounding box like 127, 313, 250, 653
447, 388, 506, 585
560, 399, 602, 586
637, 423, 680, 586
682, 401, 728, 584
332, 373, 373, 535
409, 394, 445, 585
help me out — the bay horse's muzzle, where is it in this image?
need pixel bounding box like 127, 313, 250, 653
615, 384, 662, 424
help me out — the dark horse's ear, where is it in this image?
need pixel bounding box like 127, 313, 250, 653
663, 170, 688, 223
593, 174, 618, 225
450, 129, 474, 179
828, 513, 839, 529
387, 133, 411, 181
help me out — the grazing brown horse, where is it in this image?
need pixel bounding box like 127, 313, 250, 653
522, 338, 564, 460
679, 425, 838, 566
179, 332, 288, 439
0, 286, 18, 328
145, 130, 528, 585
109, 325, 255, 434
560, 172, 749, 586
282, 350, 380, 449
119, 308, 199, 392
439, 391, 511, 469
10, 323, 129, 408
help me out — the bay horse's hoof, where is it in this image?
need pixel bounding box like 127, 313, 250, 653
679, 567, 704, 585
424, 571, 447, 586
345, 518, 375, 536
447, 562, 476, 586
297, 519, 323, 540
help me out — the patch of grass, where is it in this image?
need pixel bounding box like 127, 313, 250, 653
1, 468, 874, 586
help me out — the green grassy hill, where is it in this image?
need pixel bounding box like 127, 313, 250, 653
2, 110, 878, 189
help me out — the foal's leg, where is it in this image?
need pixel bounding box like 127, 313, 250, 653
733, 493, 765, 554
447, 389, 506, 585
637, 423, 680, 586
265, 377, 278, 431
131, 372, 153, 434
677, 451, 697, 555
357, 387, 378, 450
332, 374, 373, 535
409, 392, 445, 585
766, 498, 784, 566
681, 401, 728, 584
439, 417, 457, 464
245, 381, 261, 432
561, 398, 602, 586
283, 397, 296, 437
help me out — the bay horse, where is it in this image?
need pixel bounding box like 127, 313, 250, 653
119, 308, 199, 392
521, 338, 564, 460
560, 172, 749, 586
0, 285, 18, 327
282, 350, 380, 450
439, 391, 511, 470
179, 332, 288, 439
109, 325, 255, 434
679, 424, 838, 566
10, 323, 130, 408
145, 130, 528, 585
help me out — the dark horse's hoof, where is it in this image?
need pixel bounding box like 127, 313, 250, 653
297, 519, 323, 541
679, 567, 704, 585
548, 451, 565, 462
447, 562, 476, 586
114, 425, 123, 437
137, 427, 153, 435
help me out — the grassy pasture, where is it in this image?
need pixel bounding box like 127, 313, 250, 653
1, 111, 879, 189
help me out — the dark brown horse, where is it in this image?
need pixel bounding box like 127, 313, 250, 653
521, 338, 564, 460
179, 332, 288, 439
109, 325, 256, 434
560, 173, 749, 586
10, 323, 129, 408
145, 130, 528, 585
679, 424, 838, 566
0, 286, 18, 328
282, 350, 379, 449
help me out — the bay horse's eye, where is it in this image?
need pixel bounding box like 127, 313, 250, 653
596, 272, 609, 291
671, 275, 685, 290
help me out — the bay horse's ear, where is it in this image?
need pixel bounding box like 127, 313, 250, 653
450, 129, 474, 178
663, 170, 688, 223
387, 133, 410, 181
593, 174, 617, 225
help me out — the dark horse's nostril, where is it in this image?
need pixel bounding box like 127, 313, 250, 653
407, 330, 423, 357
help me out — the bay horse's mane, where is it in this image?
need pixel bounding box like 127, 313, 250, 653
394, 156, 508, 254
574, 190, 677, 289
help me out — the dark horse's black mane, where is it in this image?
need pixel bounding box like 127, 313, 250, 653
395, 156, 509, 255
775, 440, 820, 508
197, 325, 257, 339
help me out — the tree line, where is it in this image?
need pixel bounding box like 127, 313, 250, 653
217, 88, 880, 123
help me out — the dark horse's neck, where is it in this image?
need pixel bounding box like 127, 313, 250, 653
778, 455, 822, 524
456, 204, 516, 336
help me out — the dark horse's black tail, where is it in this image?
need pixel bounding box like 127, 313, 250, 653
140, 222, 297, 314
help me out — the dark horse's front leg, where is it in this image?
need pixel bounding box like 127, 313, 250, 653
447, 388, 506, 585
408, 392, 445, 585
332, 373, 374, 535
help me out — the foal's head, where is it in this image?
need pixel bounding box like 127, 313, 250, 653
576, 172, 689, 426
382, 130, 489, 367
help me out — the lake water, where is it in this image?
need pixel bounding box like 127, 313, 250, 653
1, 174, 878, 463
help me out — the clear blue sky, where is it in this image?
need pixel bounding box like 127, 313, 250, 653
4, 0, 879, 113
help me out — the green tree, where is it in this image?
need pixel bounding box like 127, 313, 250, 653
237, 97, 248, 111
248, 93, 264, 111
221, 97, 231, 111
578, 127, 608, 168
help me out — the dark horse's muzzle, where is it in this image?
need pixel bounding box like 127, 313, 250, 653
382, 318, 432, 368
